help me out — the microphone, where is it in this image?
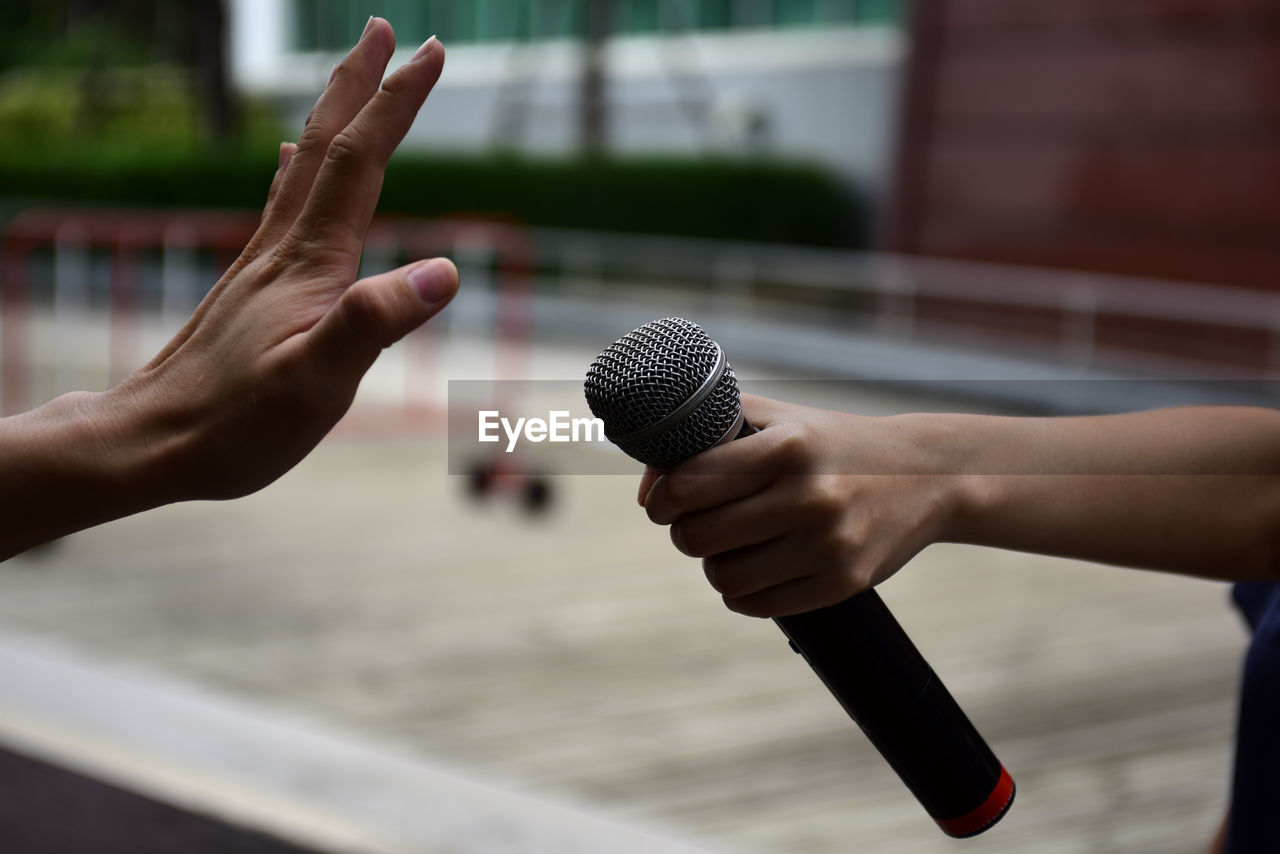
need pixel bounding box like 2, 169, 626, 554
584, 317, 1014, 838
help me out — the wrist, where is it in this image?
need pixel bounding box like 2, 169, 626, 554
78, 381, 188, 512
893, 412, 993, 544
0, 387, 174, 558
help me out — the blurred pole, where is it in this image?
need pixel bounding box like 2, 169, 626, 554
161, 223, 199, 335
579, 0, 612, 156
54, 222, 91, 396
490, 1, 535, 148
658, 0, 716, 144
193, 0, 238, 141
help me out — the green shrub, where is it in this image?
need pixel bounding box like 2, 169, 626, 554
0, 143, 865, 248
0, 64, 284, 150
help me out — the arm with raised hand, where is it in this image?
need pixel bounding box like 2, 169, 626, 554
0, 19, 457, 561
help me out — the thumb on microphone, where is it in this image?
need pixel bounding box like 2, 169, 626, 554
635, 392, 782, 507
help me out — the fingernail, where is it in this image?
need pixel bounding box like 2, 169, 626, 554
277, 141, 295, 170
331, 18, 375, 86
408, 258, 456, 305
412, 35, 439, 62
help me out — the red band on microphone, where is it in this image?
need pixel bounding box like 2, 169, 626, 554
935, 766, 1015, 838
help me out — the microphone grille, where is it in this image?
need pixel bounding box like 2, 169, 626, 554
584, 317, 743, 469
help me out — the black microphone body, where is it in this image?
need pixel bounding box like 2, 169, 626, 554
775, 574, 1012, 836
585, 318, 1014, 838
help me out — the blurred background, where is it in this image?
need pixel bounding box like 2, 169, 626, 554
0, 1, 1277, 852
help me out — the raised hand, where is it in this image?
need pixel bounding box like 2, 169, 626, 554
0, 19, 458, 558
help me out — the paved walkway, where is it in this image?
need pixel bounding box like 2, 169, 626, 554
0, 361, 1249, 854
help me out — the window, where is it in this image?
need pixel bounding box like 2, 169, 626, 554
617, 0, 661, 33
288, 0, 904, 51
775, 0, 817, 28
475, 0, 527, 41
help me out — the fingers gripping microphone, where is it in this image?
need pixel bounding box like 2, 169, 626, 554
585, 317, 1015, 838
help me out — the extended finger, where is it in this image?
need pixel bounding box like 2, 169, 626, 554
143, 141, 300, 372
257, 17, 396, 245
644, 467, 775, 525
286, 37, 445, 270
643, 423, 794, 524
740, 393, 799, 428
259, 142, 297, 218
668, 487, 793, 558
701, 535, 817, 600
721, 570, 856, 619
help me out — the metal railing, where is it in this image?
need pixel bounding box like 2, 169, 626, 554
524, 227, 1280, 379
5, 206, 1279, 423
0, 209, 536, 421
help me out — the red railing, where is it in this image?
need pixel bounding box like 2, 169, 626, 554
0, 209, 535, 429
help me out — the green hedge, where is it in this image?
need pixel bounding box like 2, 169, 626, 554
0, 144, 865, 248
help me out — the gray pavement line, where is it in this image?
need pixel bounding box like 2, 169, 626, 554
0, 703, 395, 854
0, 629, 721, 854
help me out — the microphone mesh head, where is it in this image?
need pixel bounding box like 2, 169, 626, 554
584, 317, 743, 469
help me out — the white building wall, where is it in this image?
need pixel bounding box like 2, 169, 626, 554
227, 1, 903, 194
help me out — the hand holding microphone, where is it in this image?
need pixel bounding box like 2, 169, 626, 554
634, 392, 956, 618
585, 317, 1014, 837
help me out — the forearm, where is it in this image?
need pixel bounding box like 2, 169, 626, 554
0, 389, 171, 560
937, 407, 1280, 581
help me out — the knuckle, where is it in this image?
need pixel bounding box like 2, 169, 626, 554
661, 469, 699, 508
826, 530, 861, 567
706, 560, 744, 597
647, 473, 695, 524
812, 514, 865, 572
328, 57, 352, 85
669, 522, 692, 556
770, 422, 812, 470
723, 594, 769, 619
379, 65, 411, 96
325, 126, 371, 170
270, 235, 347, 282
265, 348, 342, 422
379, 63, 427, 106
295, 119, 330, 152
343, 280, 382, 319
644, 501, 669, 525
644, 491, 677, 525
803, 476, 848, 521
341, 282, 397, 349
671, 519, 714, 557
